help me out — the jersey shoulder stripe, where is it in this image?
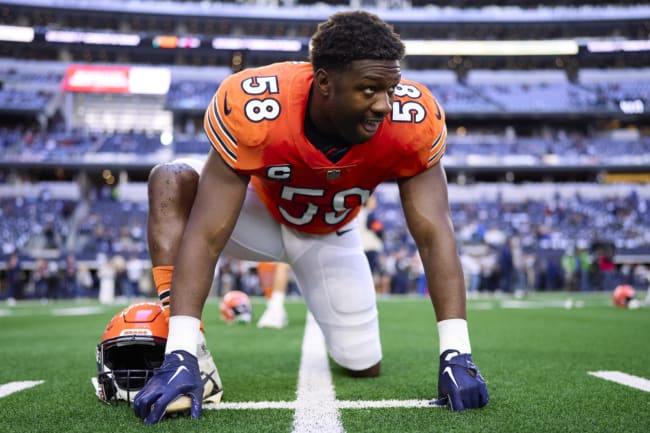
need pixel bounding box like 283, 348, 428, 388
203, 62, 312, 172
422, 95, 447, 167
204, 96, 236, 163
210, 93, 237, 146
428, 122, 447, 167
204, 89, 238, 165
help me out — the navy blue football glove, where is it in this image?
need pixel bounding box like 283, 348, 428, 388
133, 350, 203, 424
431, 349, 489, 411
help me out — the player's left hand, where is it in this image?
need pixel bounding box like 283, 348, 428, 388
431, 349, 488, 411
133, 350, 203, 424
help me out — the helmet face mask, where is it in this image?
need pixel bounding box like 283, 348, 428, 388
95, 303, 168, 405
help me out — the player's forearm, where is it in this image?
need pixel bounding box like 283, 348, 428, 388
420, 246, 472, 354
422, 248, 467, 321
170, 235, 220, 319
169, 157, 242, 319
165, 234, 220, 356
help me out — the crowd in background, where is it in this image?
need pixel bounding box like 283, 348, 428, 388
2, 184, 649, 305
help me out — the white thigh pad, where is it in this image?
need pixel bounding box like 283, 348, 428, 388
284, 224, 381, 370
317, 243, 376, 316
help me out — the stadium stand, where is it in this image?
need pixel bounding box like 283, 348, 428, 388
1, 1, 649, 300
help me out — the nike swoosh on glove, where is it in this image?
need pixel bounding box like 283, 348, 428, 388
431, 349, 489, 411
133, 350, 203, 424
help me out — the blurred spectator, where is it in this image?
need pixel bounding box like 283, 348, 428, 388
215, 258, 238, 296
511, 236, 528, 294
596, 253, 618, 291
76, 263, 95, 297
62, 253, 78, 298
374, 253, 392, 296
125, 253, 144, 298
575, 245, 592, 292
112, 255, 127, 299
2, 253, 23, 304
390, 247, 411, 294
359, 195, 386, 294
97, 254, 116, 304
479, 247, 498, 292
410, 251, 427, 296
31, 258, 50, 301
497, 240, 514, 293
47, 259, 62, 299
546, 256, 565, 291
460, 250, 481, 296
561, 247, 579, 291
533, 255, 549, 291
632, 264, 649, 289
240, 263, 261, 296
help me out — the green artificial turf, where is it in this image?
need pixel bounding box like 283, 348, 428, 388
0, 292, 648, 433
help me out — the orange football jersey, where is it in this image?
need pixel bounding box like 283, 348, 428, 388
204, 62, 447, 235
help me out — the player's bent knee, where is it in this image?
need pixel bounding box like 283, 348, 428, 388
148, 161, 200, 200
326, 325, 382, 372
346, 361, 380, 378
149, 161, 199, 187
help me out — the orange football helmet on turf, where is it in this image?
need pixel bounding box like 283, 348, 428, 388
94, 302, 224, 410
612, 284, 636, 308
220, 290, 253, 324
95, 302, 168, 404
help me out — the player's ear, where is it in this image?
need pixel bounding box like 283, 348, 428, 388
313, 68, 331, 96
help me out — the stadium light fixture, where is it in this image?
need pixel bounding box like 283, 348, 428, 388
0, 25, 35, 43
586, 39, 650, 53
45, 30, 140, 47
212, 37, 302, 52
404, 40, 579, 56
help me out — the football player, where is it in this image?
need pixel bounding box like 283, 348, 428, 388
135, 10, 488, 424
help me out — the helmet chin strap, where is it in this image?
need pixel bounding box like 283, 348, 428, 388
92, 376, 118, 404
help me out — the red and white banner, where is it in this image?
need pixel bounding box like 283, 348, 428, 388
62, 65, 171, 95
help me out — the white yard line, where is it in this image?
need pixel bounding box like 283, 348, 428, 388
291, 312, 345, 433
206, 401, 297, 410
206, 399, 434, 410
337, 399, 435, 409
51, 306, 107, 316
588, 371, 650, 392
0, 381, 44, 398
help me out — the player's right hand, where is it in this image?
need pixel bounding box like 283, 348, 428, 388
133, 350, 203, 424
431, 349, 489, 411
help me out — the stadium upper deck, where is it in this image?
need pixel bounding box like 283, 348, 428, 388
1, 0, 649, 70
1, 1, 648, 177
